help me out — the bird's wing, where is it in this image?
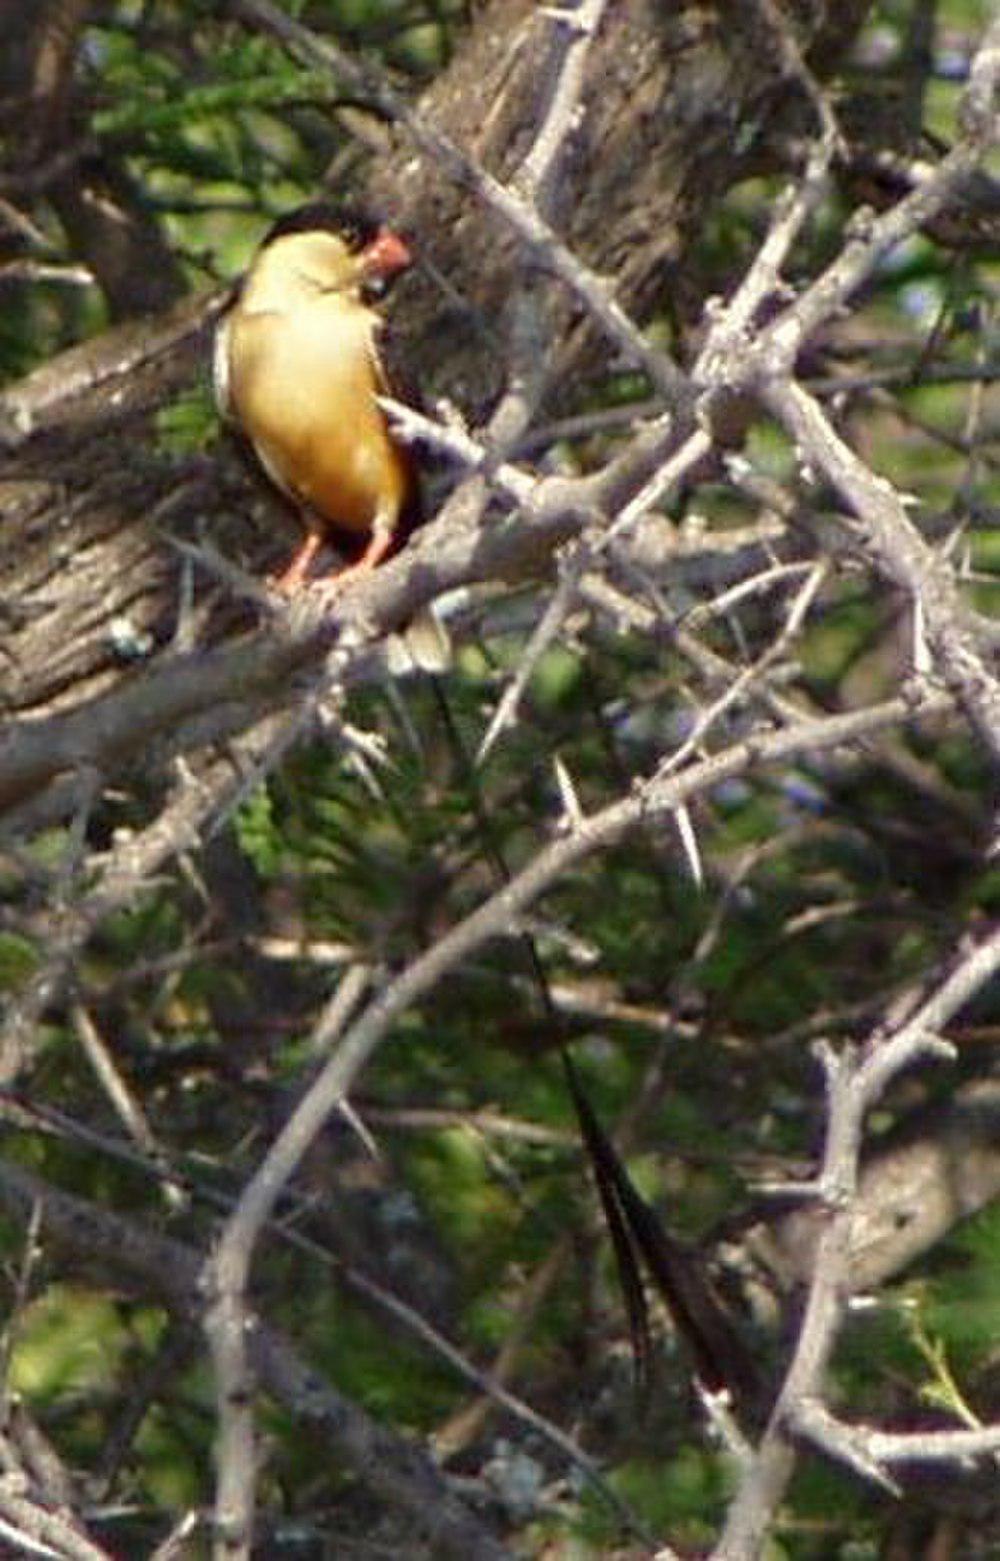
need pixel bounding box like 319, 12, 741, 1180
213, 302, 304, 511
372, 305, 426, 413
212, 308, 235, 424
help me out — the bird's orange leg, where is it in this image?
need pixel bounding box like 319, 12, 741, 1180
271, 520, 325, 596
314, 520, 395, 600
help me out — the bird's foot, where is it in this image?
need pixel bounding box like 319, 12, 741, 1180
267, 566, 310, 597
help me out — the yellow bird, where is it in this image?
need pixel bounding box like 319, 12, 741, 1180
215, 202, 446, 663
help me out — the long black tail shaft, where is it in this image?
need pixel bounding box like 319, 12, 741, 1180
426, 673, 757, 1402
561, 1050, 760, 1402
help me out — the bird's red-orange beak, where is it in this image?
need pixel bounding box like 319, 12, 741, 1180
360, 226, 412, 282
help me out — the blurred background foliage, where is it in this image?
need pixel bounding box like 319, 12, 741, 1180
0, 0, 997, 1555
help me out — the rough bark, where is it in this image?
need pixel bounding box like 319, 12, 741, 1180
0, 0, 875, 728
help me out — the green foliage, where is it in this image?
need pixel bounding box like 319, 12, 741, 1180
781, 1455, 883, 1560
577, 1445, 733, 1551
155, 382, 219, 454
234, 780, 283, 877
409, 1125, 520, 1261
922, 1204, 1000, 1369
11, 1287, 130, 1404
0, 932, 39, 991
298, 1286, 457, 1427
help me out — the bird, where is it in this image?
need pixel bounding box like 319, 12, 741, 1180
214, 201, 447, 665
217, 208, 757, 1407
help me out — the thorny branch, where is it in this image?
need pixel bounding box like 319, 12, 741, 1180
203, 688, 954, 1551
715, 924, 1000, 1561
198, 10, 999, 1555
0, 1157, 513, 1561
1, 3, 997, 1558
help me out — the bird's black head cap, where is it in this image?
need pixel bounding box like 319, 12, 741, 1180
261, 201, 386, 253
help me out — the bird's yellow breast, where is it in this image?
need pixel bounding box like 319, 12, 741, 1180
228, 299, 409, 536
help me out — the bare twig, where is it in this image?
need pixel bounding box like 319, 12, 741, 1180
0, 712, 301, 1085
0, 1158, 512, 1561
767, 378, 1000, 764
714, 923, 1000, 1559
515, 0, 608, 212
2, 1093, 640, 1536
70, 1002, 162, 1159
